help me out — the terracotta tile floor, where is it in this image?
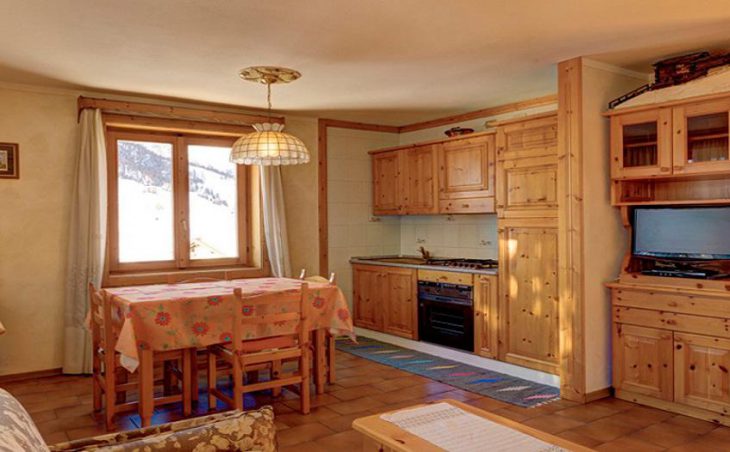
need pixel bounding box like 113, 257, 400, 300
4, 351, 730, 451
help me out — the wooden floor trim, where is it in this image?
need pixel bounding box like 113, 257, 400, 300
0, 367, 63, 384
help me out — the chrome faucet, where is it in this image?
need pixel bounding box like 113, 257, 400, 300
418, 246, 432, 260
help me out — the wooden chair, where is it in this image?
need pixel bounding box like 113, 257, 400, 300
206, 286, 311, 414
89, 284, 193, 429
299, 270, 338, 384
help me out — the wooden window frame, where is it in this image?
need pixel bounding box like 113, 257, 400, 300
105, 127, 254, 277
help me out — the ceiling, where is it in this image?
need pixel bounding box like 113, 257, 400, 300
0, 0, 729, 125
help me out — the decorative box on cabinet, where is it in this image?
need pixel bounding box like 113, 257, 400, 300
352, 264, 417, 340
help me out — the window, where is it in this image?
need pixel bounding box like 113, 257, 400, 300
107, 129, 252, 273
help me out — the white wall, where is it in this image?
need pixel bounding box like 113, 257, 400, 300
327, 128, 400, 306
580, 59, 649, 392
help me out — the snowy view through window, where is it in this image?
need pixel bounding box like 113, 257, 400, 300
117, 140, 238, 263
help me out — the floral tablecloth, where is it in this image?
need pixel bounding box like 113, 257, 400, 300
106, 278, 354, 371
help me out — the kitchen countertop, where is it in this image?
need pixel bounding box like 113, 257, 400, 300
350, 255, 498, 276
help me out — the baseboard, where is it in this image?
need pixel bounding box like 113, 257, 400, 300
353, 327, 561, 388
585, 387, 612, 403
0, 367, 63, 384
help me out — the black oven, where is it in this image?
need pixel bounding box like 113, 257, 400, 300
417, 280, 473, 352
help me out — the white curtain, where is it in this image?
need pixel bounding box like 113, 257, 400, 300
260, 166, 292, 278
63, 109, 107, 374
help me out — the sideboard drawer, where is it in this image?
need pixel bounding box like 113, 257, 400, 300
612, 287, 730, 318
613, 306, 730, 339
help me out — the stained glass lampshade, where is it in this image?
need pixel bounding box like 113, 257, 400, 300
230, 122, 310, 166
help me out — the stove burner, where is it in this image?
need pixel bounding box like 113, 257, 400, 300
425, 258, 498, 270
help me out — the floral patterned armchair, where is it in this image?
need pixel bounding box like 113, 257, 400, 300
0, 388, 276, 452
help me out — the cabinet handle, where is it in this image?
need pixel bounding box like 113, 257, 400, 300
462, 204, 470, 208
660, 167, 670, 172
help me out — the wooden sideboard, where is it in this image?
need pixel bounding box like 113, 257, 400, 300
608, 277, 730, 426
370, 133, 496, 215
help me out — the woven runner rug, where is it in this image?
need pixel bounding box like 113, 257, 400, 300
336, 336, 560, 408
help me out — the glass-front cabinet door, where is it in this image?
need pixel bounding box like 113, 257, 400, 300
672, 99, 730, 175
610, 108, 672, 179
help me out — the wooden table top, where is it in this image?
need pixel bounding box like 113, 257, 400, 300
352, 399, 594, 452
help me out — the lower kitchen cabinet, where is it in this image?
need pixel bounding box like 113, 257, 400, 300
352, 264, 417, 340
474, 275, 498, 358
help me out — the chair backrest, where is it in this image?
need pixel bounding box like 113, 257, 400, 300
299, 269, 336, 284
231, 284, 310, 355
88, 283, 116, 354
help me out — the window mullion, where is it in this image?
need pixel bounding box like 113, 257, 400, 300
175, 136, 191, 269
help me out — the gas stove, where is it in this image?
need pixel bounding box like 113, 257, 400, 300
425, 258, 498, 270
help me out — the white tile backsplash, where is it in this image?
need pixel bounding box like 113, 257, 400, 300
399, 214, 498, 259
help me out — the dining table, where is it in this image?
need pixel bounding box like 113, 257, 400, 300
106, 277, 355, 426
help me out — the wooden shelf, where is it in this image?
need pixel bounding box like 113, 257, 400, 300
613, 198, 730, 206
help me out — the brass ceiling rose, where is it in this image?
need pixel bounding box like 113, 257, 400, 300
239, 66, 301, 85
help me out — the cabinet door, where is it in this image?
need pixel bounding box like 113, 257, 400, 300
496, 115, 558, 218
674, 332, 730, 414
382, 268, 418, 339
498, 219, 559, 374
438, 135, 494, 203
474, 274, 498, 358
610, 108, 672, 179
372, 151, 402, 215
613, 323, 673, 401
496, 155, 558, 219
402, 145, 439, 214
672, 99, 730, 176
352, 265, 383, 331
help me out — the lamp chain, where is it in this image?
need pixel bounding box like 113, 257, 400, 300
266, 83, 272, 121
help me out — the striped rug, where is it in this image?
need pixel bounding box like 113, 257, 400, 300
336, 337, 560, 408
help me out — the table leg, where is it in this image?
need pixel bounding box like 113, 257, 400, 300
190, 348, 199, 403
314, 329, 326, 395
138, 349, 154, 428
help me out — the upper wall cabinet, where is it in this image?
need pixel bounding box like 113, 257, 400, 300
372, 150, 402, 215
370, 133, 496, 215
672, 98, 730, 176
495, 114, 559, 218
439, 134, 495, 214
608, 94, 730, 205
610, 109, 673, 179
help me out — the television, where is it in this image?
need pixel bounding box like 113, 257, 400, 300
633, 207, 730, 260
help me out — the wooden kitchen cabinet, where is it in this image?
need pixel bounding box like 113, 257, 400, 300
401, 144, 439, 214
382, 268, 418, 339
352, 264, 417, 339
496, 113, 558, 218
438, 134, 495, 213
474, 274, 498, 358
372, 150, 402, 215
497, 217, 559, 375
352, 264, 384, 331
369, 132, 496, 216
613, 323, 674, 401
609, 108, 673, 179
672, 98, 730, 176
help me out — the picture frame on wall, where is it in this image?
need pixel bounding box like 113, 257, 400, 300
0, 143, 19, 179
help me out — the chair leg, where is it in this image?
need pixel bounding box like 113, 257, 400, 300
182, 350, 192, 417
104, 365, 116, 430
190, 349, 199, 403
272, 360, 282, 397
327, 334, 336, 384
115, 367, 128, 404
233, 361, 244, 411
300, 353, 311, 415
92, 352, 102, 412
207, 353, 217, 410
163, 361, 174, 396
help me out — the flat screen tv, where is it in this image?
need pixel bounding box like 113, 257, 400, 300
633, 206, 730, 260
